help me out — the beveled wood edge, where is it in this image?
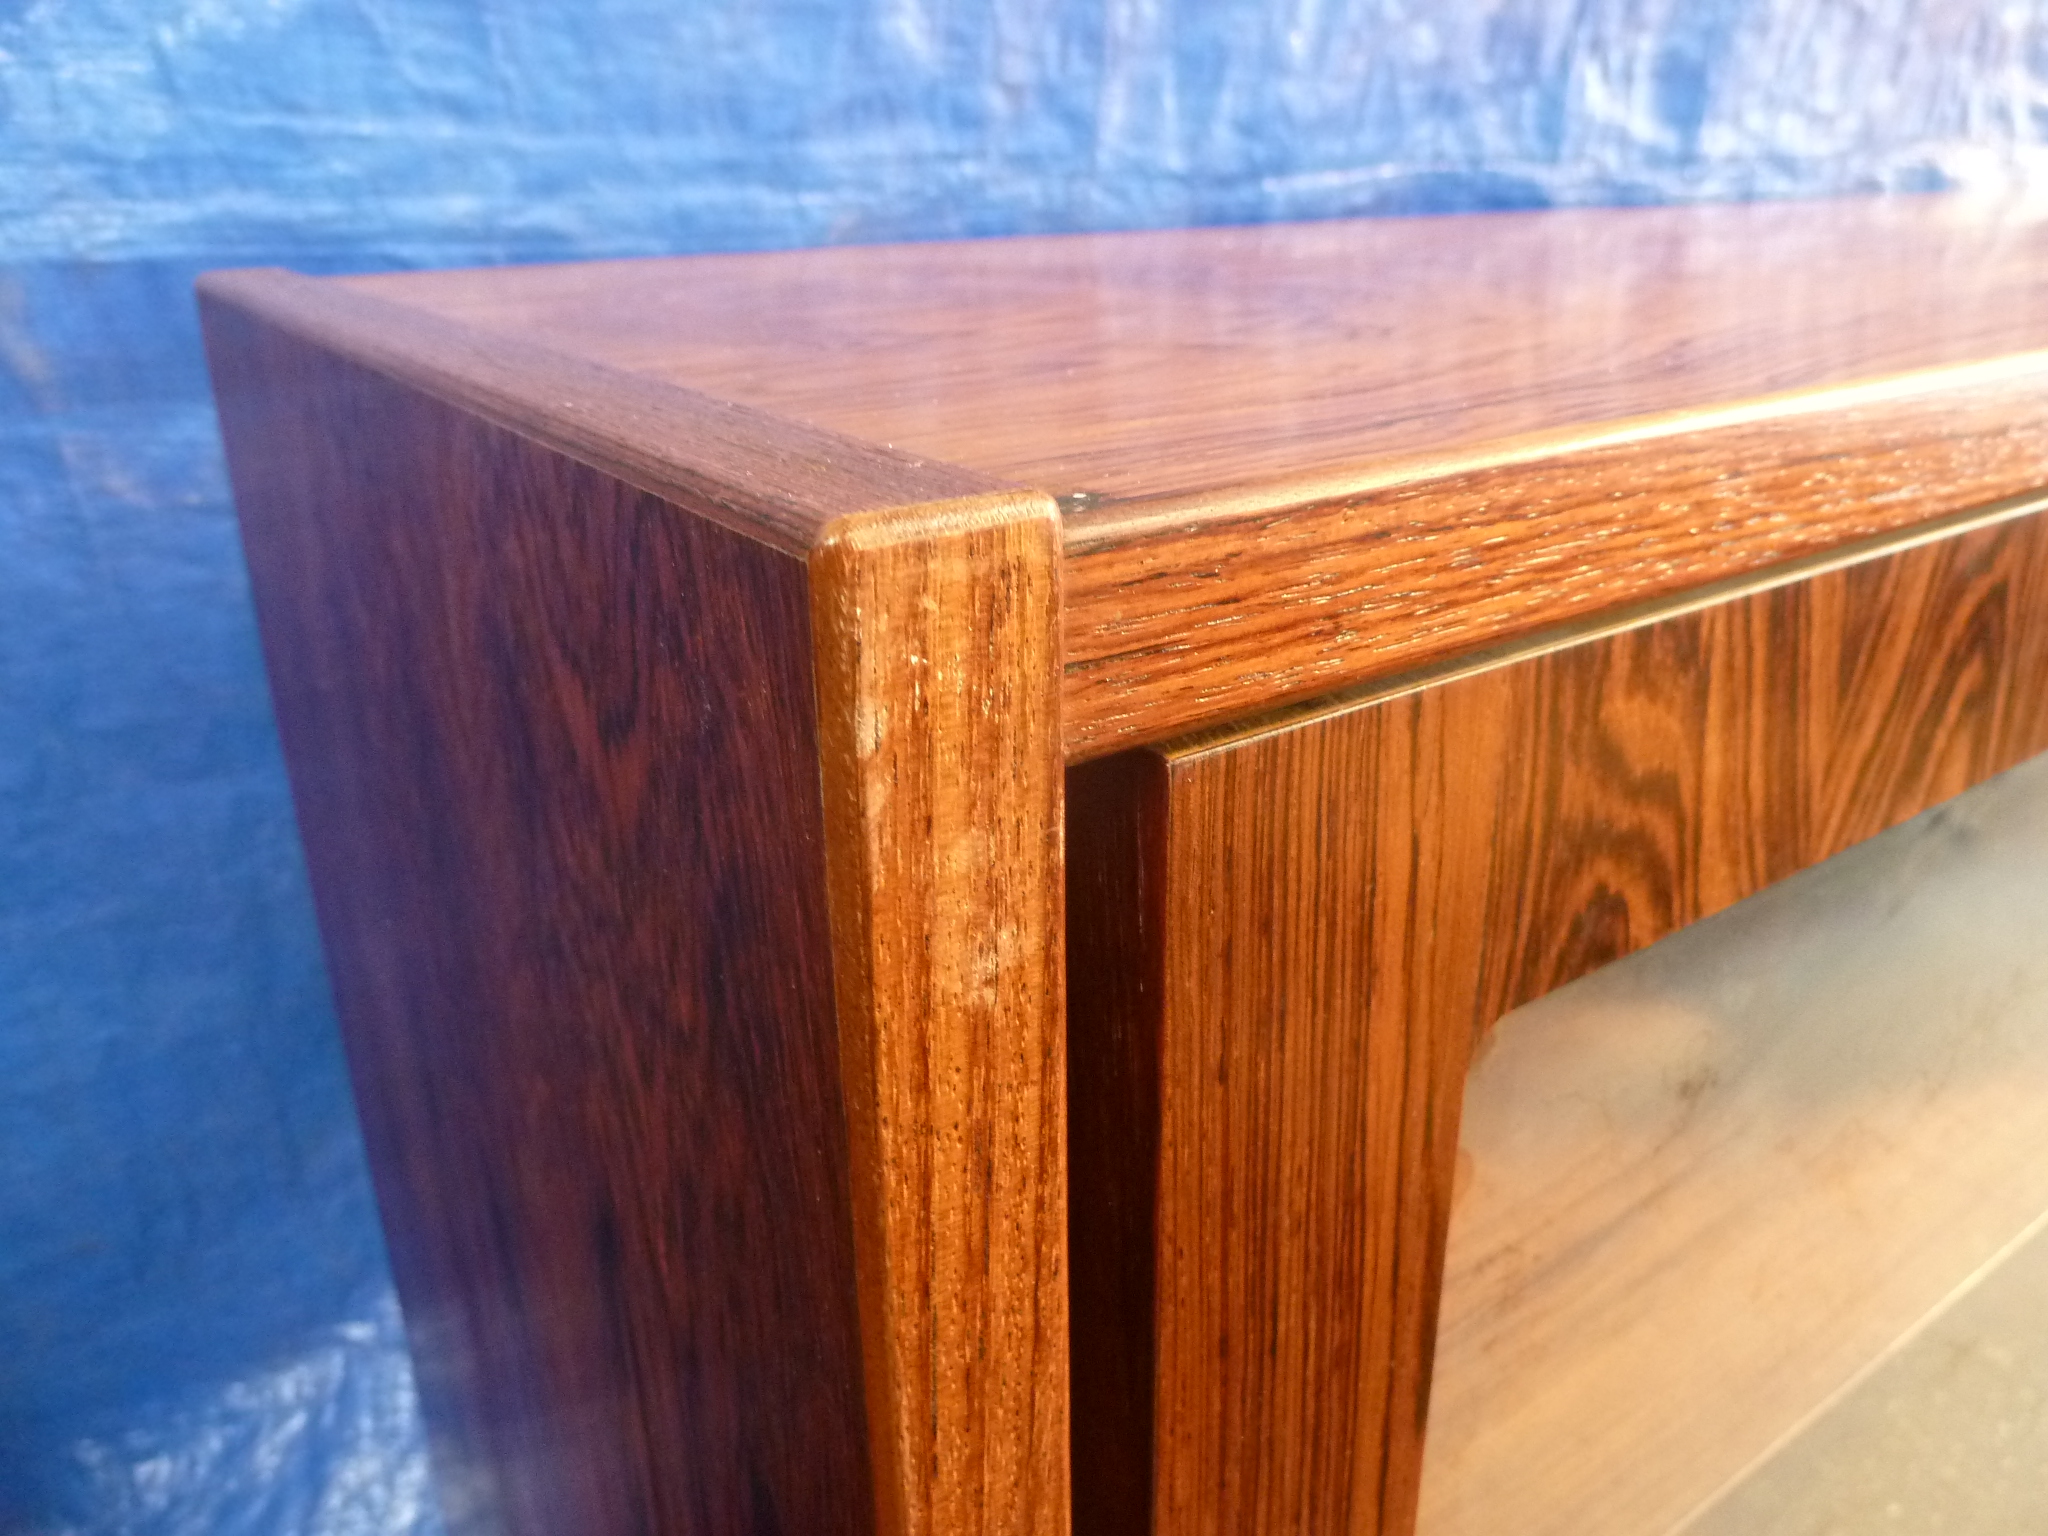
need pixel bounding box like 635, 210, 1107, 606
1162, 484, 2048, 763
1061, 349, 2048, 547
809, 490, 1072, 1536
199, 252, 2048, 1536
195, 268, 1011, 556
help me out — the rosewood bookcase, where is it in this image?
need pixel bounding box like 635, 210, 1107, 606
201, 195, 2048, 1536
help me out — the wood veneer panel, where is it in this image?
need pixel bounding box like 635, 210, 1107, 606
203, 276, 1072, 1536
1059, 360, 2048, 752
1065, 505, 2048, 1536
203, 299, 875, 1536
207, 201, 2048, 1534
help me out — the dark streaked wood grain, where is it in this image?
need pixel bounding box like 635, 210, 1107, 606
203, 280, 1074, 1536
208, 199, 2048, 1536
1065, 506, 2048, 1536
328, 198, 2048, 757
202, 297, 876, 1536
200, 268, 1006, 556
809, 495, 1071, 1536
1059, 364, 2048, 753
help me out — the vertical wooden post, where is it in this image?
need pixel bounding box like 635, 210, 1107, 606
811, 497, 1072, 1536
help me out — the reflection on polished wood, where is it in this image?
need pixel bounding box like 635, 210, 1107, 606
344, 198, 2048, 506
201, 195, 2048, 1536
350, 197, 2048, 752
202, 271, 1068, 1536
1421, 751, 2048, 1536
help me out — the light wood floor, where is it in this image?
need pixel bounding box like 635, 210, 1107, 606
1419, 752, 2048, 1536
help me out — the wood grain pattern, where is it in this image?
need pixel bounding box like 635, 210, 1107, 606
1060, 358, 2048, 752
202, 276, 1073, 1536
202, 296, 876, 1536
810, 495, 1070, 1536
342, 197, 2048, 506
200, 267, 1003, 555
331, 197, 2048, 757
1065, 505, 2048, 1536
208, 201, 2048, 1536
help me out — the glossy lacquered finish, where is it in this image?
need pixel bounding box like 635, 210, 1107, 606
347, 196, 2048, 752
1064, 502, 2048, 1536
202, 271, 1069, 1536
342, 198, 2048, 506
204, 300, 875, 1534
199, 197, 2048, 1536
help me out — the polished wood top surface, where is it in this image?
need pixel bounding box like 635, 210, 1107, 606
345, 195, 2048, 512
200, 193, 2048, 754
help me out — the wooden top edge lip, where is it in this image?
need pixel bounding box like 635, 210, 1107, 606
335, 193, 2048, 515
1059, 347, 2048, 550
1154, 485, 2048, 764
207, 258, 2048, 561
813, 489, 1063, 555
196, 267, 1012, 557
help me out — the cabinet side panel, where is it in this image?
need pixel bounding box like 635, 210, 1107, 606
1132, 510, 2048, 1536
202, 299, 875, 1536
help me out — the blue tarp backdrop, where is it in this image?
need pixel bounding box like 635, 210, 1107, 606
4, 3, 2048, 1531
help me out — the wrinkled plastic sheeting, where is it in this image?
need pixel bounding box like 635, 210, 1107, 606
8, 0, 2048, 267
4, 2, 2048, 1534
0, 253, 442, 1536
52, 1295, 436, 1536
